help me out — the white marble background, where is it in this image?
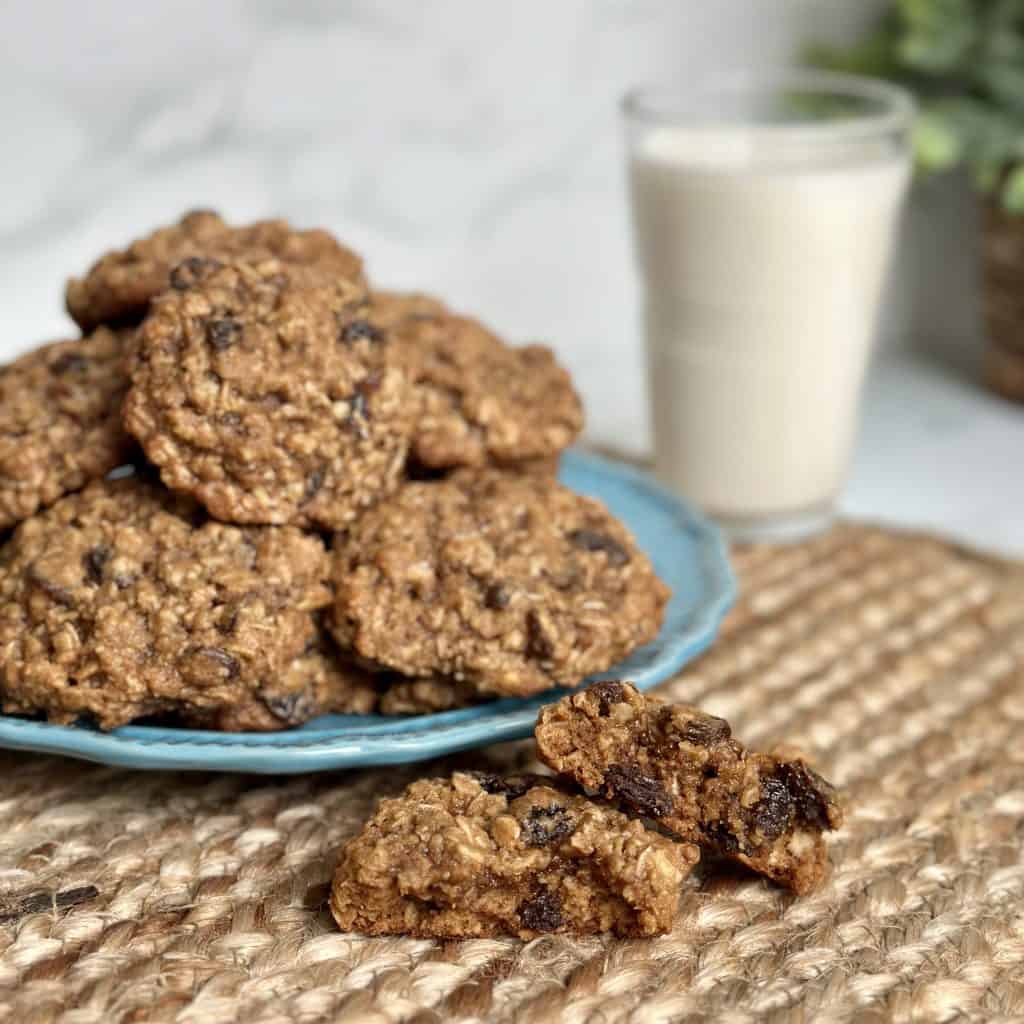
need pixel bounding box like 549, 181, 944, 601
1, 1, 1021, 552
0, 0, 874, 435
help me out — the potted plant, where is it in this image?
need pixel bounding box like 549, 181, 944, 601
810, 0, 1024, 402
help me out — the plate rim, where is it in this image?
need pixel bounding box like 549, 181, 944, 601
0, 450, 736, 772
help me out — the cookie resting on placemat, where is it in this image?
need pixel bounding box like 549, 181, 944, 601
124, 258, 413, 528
0, 328, 133, 530
0, 478, 359, 731
65, 209, 365, 332
329, 470, 670, 698
330, 771, 698, 939
536, 681, 843, 893
370, 291, 583, 472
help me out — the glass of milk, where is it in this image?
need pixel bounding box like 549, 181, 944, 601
625, 71, 914, 541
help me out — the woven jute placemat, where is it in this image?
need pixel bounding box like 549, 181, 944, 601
1, 523, 1023, 1023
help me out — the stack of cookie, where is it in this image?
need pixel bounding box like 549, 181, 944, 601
0, 211, 670, 731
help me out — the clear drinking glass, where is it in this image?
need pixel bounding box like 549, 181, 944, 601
624, 71, 914, 541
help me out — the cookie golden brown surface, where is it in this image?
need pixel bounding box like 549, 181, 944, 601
124, 258, 413, 528
371, 291, 583, 472
66, 210, 364, 331
0, 329, 133, 529
330, 471, 669, 699
0, 478, 341, 730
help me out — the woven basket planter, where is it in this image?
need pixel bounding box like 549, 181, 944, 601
982, 201, 1024, 403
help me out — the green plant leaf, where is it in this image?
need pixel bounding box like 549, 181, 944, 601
805, 0, 1024, 195
974, 159, 1005, 192
913, 111, 964, 170
1003, 165, 1024, 211
983, 29, 1024, 70
989, 0, 1024, 32
898, 0, 978, 72
981, 62, 1024, 112
805, 12, 906, 80
805, 36, 903, 80
925, 96, 1024, 164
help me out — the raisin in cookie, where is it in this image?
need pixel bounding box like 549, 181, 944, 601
536, 682, 843, 894
124, 258, 413, 528
66, 210, 365, 331
0, 478, 337, 730
0, 329, 133, 529
330, 771, 697, 938
330, 471, 670, 698
190, 632, 378, 731
370, 292, 583, 471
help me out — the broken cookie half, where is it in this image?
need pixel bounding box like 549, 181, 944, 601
331, 685, 843, 940
535, 681, 843, 894
330, 770, 698, 939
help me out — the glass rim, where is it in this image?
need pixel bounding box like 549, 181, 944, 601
623, 69, 916, 140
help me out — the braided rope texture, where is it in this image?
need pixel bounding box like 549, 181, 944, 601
0, 524, 1022, 1023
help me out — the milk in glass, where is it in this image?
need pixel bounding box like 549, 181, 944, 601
627, 76, 913, 538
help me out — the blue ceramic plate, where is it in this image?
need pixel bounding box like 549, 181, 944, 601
0, 451, 735, 773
